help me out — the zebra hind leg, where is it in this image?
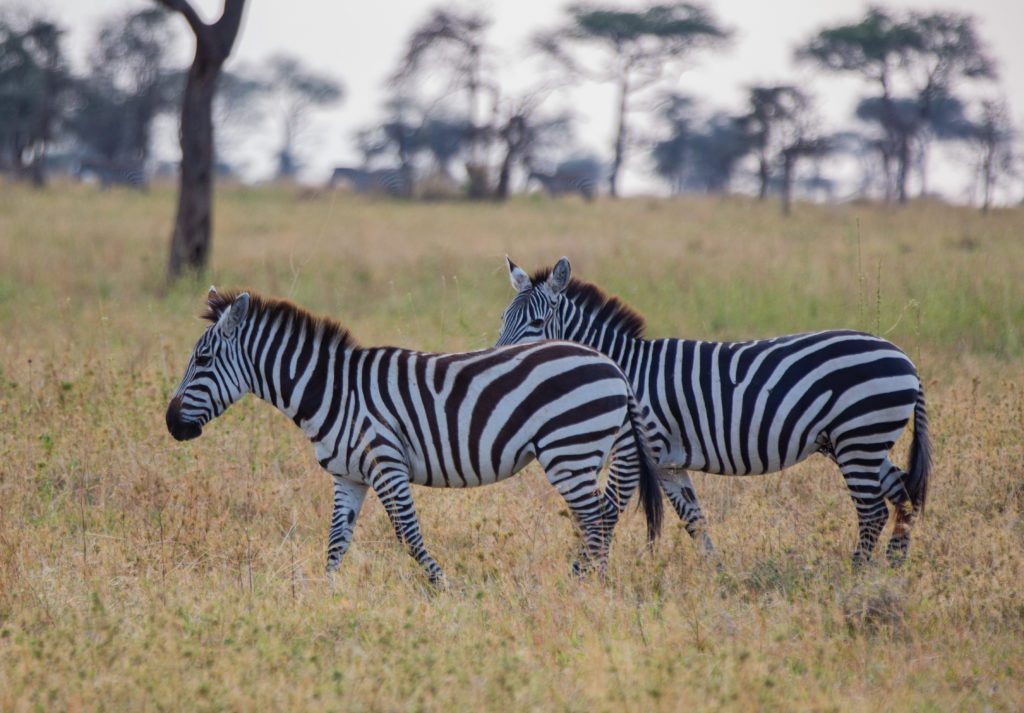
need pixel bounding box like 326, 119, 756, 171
659, 469, 715, 558
836, 448, 890, 567
878, 456, 916, 567
371, 470, 446, 587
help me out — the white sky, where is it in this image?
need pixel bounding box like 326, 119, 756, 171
26, 0, 1024, 200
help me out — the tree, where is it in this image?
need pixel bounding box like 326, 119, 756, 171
212, 68, 268, 167
650, 93, 697, 194
539, 2, 729, 197
738, 86, 806, 201
415, 116, 472, 180
156, 0, 246, 280
799, 8, 995, 203
88, 8, 180, 166
651, 102, 750, 195
966, 100, 1016, 212
736, 85, 831, 213
0, 16, 71, 185
493, 92, 572, 200
264, 54, 343, 179
393, 7, 492, 195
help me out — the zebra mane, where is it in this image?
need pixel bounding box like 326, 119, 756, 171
202, 290, 357, 349
530, 268, 647, 339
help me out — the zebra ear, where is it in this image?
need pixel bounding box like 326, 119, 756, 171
506, 256, 532, 293
207, 285, 218, 308
218, 292, 250, 337
547, 256, 571, 294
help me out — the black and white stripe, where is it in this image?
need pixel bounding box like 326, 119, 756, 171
328, 167, 411, 197
76, 158, 148, 190
495, 258, 932, 566
527, 169, 598, 202
166, 288, 662, 584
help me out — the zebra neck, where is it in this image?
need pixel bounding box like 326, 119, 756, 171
241, 314, 356, 439
561, 303, 646, 375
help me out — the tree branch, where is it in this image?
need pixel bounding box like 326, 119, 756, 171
212, 0, 246, 59
154, 0, 208, 38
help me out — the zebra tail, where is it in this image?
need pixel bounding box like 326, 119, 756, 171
626, 392, 664, 542
905, 384, 932, 514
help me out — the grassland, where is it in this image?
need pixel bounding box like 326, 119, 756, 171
0, 183, 1022, 711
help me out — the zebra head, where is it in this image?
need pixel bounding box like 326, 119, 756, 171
495, 256, 571, 346
166, 288, 252, 441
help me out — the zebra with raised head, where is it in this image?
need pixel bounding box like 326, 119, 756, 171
166, 288, 662, 584
495, 257, 932, 566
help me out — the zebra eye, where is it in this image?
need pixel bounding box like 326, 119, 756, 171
529, 318, 545, 328
195, 353, 213, 368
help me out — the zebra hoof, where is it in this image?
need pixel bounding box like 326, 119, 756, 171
850, 551, 874, 570
885, 540, 909, 568
427, 571, 450, 591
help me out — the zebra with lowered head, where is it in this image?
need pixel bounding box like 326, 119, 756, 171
166, 288, 662, 584
495, 257, 931, 566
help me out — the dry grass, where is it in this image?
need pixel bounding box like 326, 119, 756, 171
0, 183, 1022, 711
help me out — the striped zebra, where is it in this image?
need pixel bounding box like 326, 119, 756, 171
495, 258, 932, 566
328, 167, 411, 198
166, 288, 662, 584
76, 158, 147, 190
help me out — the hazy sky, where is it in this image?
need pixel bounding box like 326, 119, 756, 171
28, 0, 1024, 198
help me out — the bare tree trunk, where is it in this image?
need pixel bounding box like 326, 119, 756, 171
159, 0, 246, 282
781, 154, 794, 216
495, 143, 515, 201
896, 134, 911, 205
981, 144, 994, 213
757, 155, 769, 201
608, 74, 630, 199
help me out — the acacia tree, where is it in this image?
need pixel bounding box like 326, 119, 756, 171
651, 100, 750, 195
538, 2, 729, 197
90, 8, 180, 167
157, 0, 246, 280
392, 7, 492, 197
493, 93, 572, 200
264, 54, 343, 179
967, 99, 1016, 212
0, 17, 70, 185
799, 8, 995, 203
737, 85, 830, 213
739, 85, 805, 201
650, 93, 697, 195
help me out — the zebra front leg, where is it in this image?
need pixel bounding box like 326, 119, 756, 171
659, 469, 715, 557
371, 469, 446, 586
325, 476, 369, 574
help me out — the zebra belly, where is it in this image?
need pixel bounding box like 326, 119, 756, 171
405, 450, 537, 488
401, 425, 540, 488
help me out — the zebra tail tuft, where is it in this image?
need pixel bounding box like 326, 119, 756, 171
905, 384, 932, 514
626, 393, 664, 542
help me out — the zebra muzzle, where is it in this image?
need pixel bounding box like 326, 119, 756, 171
166, 398, 203, 441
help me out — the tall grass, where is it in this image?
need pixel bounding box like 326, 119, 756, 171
0, 184, 1022, 711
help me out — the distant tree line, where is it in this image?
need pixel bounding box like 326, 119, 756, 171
0, 2, 1019, 278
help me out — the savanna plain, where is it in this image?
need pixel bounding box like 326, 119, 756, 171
0, 184, 1022, 712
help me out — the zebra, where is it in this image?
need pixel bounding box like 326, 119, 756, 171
328, 167, 411, 198
495, 257, 932, 566
527, 159, 601, 202
166, 288, 663, 585
75, 157, 147, 190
